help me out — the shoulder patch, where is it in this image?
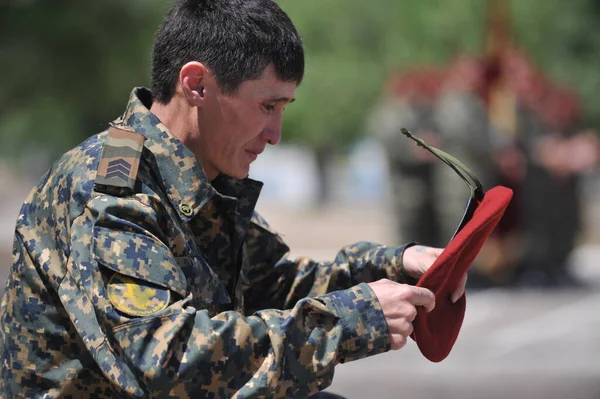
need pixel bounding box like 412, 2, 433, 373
107, 273, 170, 317
94, 126, 145, 193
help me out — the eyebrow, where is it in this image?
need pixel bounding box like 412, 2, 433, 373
266, 97, 295, 103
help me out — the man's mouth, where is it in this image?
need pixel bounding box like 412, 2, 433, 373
245, 149, 263, 162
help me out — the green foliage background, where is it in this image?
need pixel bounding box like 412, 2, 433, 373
1, 0, 600, 161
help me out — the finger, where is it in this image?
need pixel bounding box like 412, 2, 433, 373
386, 318, 414, 337
408, 286, 436, 313
429, 247, 444, 258
389, 334, 408, 351
405, 306, 417, 322
451, 273, 468, 303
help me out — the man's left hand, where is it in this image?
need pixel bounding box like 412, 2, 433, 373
402, 245, 467, 303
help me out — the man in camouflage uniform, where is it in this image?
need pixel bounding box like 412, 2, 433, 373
0, 0, 466, 397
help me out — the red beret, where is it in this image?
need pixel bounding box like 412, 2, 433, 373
410, 185, 513, 362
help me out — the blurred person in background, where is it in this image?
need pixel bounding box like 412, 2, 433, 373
472, 0, 600, 287
435, 47, 599, 288
407, 0, 599, 289
0, 0, 466, 397
497, 49, 600, 287
431, 55, 506, 286
367, 68, 446, 248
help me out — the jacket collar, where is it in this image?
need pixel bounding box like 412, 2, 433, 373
115, 87, 262, 222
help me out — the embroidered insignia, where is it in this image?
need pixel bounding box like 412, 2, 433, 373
107, 273, 170, 317
95, 126, 145, 192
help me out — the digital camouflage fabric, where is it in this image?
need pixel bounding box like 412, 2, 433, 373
0, 88, 416, 398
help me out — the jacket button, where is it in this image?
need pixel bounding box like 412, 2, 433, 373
179, 203, 193, 217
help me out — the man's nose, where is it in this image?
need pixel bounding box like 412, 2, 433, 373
262, 128, 281, 145
262, 120, 282, 145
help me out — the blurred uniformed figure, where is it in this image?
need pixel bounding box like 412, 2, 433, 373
504, 54, 599, 286
432, 56, 496, 246
368, 69, 446, 247
435, 0, 599, 287
378, 0, 600, 288
474, 0, 599, 287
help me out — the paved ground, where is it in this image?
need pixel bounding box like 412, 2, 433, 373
256, 203, 600, 399
325, 278, 600, 399
1, 198, 599, 398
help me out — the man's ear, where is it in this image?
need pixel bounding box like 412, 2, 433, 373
180, 61, 209, 107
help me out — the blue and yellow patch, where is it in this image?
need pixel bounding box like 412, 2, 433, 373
107, 273, 170, 317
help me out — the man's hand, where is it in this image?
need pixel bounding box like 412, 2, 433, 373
402, 245, 467, 304
368, 279, 435, 350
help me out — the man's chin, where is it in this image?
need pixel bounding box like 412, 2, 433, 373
227, 166, 250, 180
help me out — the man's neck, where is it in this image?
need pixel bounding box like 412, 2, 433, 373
149, 97, 217, 181
150, 96, 193, 144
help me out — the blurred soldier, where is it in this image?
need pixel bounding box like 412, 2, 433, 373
435, 0, 599, 288
506, 55, 599, 286
445, 45, 598, 288
433, 57, 495, 243
432, 56, 509, 286
0, 0, 466, 397
368, 68, 446, 247
480, 1, 599, 287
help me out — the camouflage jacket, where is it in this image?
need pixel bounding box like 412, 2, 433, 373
0, 88, 414, 398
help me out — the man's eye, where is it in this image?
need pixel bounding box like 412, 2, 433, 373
263, 104, 275, 112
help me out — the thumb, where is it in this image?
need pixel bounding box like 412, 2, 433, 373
410, 286, 436, 313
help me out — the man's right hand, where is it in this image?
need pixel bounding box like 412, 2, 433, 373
367, 279, 436, 350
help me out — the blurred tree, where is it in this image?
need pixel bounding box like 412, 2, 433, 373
280, 0, 600, 200
0, 0, 165, 169
279, 0, 486, 200
509, 0, 600, 129
1, 0, 600, 183
280, 0, 600, 144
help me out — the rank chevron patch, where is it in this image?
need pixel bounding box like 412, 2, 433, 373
95, 126, 145, 191
106, 159, 132, 181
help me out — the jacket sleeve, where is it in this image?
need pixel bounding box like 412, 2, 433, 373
64, 194, 390, 398
244, 212, 417, 312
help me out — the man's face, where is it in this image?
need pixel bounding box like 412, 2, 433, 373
197, 64, 296, 180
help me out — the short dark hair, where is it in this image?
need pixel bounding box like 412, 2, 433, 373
151, 0, 305, 103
